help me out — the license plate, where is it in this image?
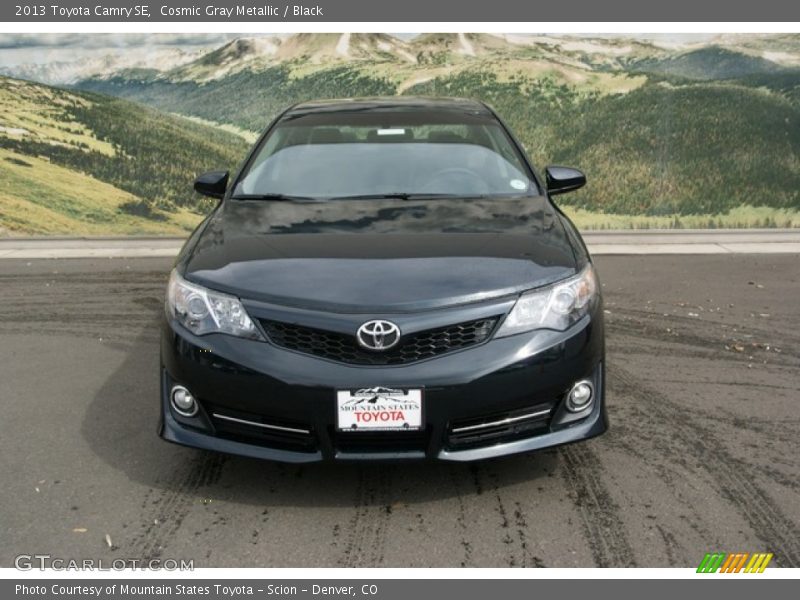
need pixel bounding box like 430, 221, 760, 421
336, 387, 423, 431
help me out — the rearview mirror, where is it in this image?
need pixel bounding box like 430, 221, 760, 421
545, 166, 586, 195
194, 170, 229, 199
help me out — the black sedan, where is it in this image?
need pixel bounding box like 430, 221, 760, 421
160, 97, 607, 462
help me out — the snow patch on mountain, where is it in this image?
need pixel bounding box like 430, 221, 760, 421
457, 33, 476, 56
336, 33, 351, 57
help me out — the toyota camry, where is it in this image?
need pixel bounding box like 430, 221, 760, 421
160, 97, 607, 462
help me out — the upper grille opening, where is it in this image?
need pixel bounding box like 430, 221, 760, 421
259, 316, 499, 365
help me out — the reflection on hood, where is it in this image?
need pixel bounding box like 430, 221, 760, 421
214, 195, 558, 235
183, 196, 578, 311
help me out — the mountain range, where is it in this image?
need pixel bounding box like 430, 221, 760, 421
8, 33, 800, 85
2, 45, 210, 86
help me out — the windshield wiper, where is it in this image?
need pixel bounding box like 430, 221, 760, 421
232, 192, 513, 203
230, 193, 324, 203
324, 192, 462, 201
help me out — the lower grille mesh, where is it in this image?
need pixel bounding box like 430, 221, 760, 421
207, 405, 317, 453
446, 402, 555, 449
260, 317, 499, 365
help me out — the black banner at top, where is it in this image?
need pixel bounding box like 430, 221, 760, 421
4, 0, 800, 22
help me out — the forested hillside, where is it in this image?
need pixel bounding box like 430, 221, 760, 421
0, 76, 249, 234
630, 46, 788, 80
405, 72, 800, 215
84, 65, 396, 133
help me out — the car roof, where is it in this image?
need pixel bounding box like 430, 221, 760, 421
283, 97, 494, 120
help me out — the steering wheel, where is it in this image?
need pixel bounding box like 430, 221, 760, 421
419, 167, 490, 194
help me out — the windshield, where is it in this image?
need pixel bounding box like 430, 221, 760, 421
233, 112, 537, 200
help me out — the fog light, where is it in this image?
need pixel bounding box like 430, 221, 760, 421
566, 381, 593, 412
170, 385, 198, 417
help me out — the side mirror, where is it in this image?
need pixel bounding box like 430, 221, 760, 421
545, 166, 586, 195
194, 170, 229, 199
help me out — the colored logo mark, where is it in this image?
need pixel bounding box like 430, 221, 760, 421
697, 552, 773, 573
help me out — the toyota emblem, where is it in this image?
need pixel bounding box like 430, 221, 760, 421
356, 320, 401, 351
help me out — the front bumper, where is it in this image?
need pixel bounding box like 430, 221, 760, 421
159, 311, 607, 462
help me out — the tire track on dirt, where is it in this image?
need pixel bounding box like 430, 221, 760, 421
511, 500, 546, 568
480, 465, 517, 566
598, 402, 722, 552
337, 466, 393, 567
129, 452, 228, 562
0, 270, 167, 342
610, 363, 800, 567
559, 444, 638, 567
448, 465, 475, 567
655, 524, 680, 567
473, 463, 548, 567
607, 308, 800, 367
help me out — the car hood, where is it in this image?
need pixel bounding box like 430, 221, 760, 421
182, 196, 578, 312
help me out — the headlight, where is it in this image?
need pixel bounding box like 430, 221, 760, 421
496, 264, 598, 337
166, 269, 262, 340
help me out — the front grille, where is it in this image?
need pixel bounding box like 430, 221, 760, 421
260, 317, 499, 365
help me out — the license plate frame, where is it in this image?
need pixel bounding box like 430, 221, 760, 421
336, 387, 424, 432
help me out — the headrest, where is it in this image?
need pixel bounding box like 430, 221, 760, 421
310, 128, 343, 144
427, 131, 465, 143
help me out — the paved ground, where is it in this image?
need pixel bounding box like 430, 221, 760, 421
0, 255, 798, 568
2, 229, 800, 259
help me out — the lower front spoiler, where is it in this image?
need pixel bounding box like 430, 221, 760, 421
158, 366, 608, 463
438, 392, 607, 461
159, 406, 324, 463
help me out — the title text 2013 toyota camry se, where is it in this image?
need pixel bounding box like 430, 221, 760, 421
160, 97, 607, 462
